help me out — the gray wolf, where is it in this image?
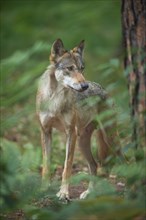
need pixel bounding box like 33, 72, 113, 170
36, 39, 121, 201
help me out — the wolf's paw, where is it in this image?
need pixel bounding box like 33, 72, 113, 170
56, 189, 70, 203
80, 189, 90, 199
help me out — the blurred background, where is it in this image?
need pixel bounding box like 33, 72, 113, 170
1, 0, 121, 60
1, 0, 145, 219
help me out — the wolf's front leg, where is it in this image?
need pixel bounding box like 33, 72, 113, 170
57, 127, 76, 201
41, 128, 52, 183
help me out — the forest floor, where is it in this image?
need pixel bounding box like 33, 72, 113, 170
0, 159, 127, 220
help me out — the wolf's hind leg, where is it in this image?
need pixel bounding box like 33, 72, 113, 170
78, 122, 97, 199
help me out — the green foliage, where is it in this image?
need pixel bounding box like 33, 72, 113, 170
0, 41, 50, 137
1, 41, 49, 106
0, 138, 42, 210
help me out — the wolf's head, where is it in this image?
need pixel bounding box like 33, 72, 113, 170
50, 39, 89, 92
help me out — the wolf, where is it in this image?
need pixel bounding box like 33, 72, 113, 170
36, 39, 121, 201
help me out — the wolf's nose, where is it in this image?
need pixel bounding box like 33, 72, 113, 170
81, 82, 89, 90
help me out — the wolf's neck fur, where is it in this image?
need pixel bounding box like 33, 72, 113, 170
38, 64, 74, 114
46, 64, 71, 98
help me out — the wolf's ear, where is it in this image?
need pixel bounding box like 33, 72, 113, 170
77, 40, 85, 55
73, 40, 85, 56
50, 39, 66, 63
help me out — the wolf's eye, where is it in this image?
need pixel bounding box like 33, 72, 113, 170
67, 66, 74, 71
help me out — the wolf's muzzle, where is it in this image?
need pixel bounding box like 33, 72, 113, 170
80, 82, 89, 91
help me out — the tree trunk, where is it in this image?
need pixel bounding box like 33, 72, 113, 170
121, 0, 146, 148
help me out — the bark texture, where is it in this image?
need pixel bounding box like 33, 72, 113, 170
121, 0, 146, 148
